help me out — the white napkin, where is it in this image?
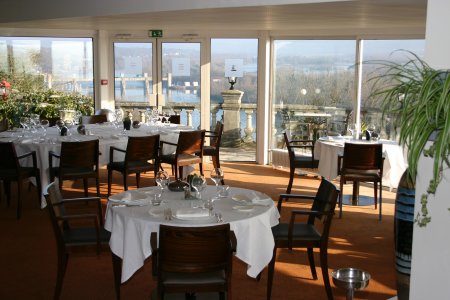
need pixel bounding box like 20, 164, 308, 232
249, 191, 272, 204
232, 192, 271, 205
174, 208, 210, 219
109, 191, 147, 205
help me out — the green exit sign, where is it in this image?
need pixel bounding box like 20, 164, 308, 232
149, 30, 163, 38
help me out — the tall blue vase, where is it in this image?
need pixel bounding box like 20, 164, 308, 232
394, 170, 415, 300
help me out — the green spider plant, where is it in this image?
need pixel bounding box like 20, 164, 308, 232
368, 51, 450, 227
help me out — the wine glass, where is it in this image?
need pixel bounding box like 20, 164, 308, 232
191, 175, 207, 200
19, 117, 29, 137
114, 109, 123, 123
210, 168, 224, 199
155, 170, 170, 190
347, 123, 356, 138
367, 124, 376, 139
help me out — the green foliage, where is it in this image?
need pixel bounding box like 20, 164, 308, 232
369, 51, 450, 227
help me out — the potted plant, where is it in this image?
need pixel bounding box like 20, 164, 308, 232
369, 51, 450, 300
370, 51, 450, 227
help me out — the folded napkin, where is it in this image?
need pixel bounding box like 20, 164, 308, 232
174, 208, 210, 219
109, 191, 147, 205
232, 191, 271, 205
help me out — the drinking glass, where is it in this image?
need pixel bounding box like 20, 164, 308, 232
191, 175, 207, 199
210, 168, 224, 199
19, 117, 30, 137
347, 123, 356, 138
114, 109, 123, 123
367, 124, 376, 138
149, 187, 163, 206
155, 170, 170, 190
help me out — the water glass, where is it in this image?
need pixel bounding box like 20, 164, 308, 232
218, 185, 229, 198
210, 168, 224, 199
149, 187, 163, 206
155, 171, 170, 190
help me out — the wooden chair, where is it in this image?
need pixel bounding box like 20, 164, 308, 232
284, 131, 319, 194
43, 182, 111, 300
49, 139, 100, 197
203, 121, 224, 169
267, 178, 339, 300
0, 142, 41, 219
150, 224, 236, 300
160, 130, 205, 180
107, 135, 160, 196
80, 114, 107, 124
337, 143, 384, 220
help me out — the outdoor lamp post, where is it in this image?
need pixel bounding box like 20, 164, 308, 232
228, 76, 237, 90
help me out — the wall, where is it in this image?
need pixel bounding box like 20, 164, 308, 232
410, 0, 450, 298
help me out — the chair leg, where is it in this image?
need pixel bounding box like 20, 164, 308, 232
373, 181, 378, 209
307, 247, 318, 279
16, 180, 22, 220
54, 252, 69, 300
95, 177, 100, 197
112, 253, 122, 300
199, 162, 203, 176
319, 247, 333, 300
379, 181, 383, 221
267, 248, 277, 300
123, 172, 128, 191
339, 179, 344, 218
136, 173, 141, 188
286, 167, 295, 194
107, 169, 112, 197
83, 178, 89, 197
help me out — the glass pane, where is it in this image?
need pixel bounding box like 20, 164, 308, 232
361, 40, 425, 139
161, 42, 200, 127
0, 36, 94, 127
272, 40, 356, 149
211, 38, 258, 161
114, 42, 153, 104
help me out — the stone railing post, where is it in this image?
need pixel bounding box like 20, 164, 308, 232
139, 110, 145, 123
185, 109, 193, 127
221, 90, 244, 147
243, 109, 254, 143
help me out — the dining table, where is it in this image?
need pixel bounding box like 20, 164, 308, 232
104, 185, 280, 283
314, 136, 407, 189
0, 122, 193, 206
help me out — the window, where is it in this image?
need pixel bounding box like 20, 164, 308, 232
272, 40, 356, 148
0, 37, 94, 97
360, 39, 425, 139
114, 42, 153, 104
211, 38, 258, 161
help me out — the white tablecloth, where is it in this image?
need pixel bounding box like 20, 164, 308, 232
0, 123, 191, 205
104, 186, 280, 283
314, 137, 407, 189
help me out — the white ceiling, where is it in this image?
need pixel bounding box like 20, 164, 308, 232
0, 0, 427, 37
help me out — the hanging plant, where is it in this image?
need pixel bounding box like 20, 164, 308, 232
368, 51, 450, 227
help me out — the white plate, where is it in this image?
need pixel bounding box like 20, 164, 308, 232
232, 205, 255, 212
171, 214, 216, 221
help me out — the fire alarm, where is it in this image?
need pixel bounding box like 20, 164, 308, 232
101, 79, 108, 85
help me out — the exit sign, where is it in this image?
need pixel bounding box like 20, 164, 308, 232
149, 30, 163, 38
